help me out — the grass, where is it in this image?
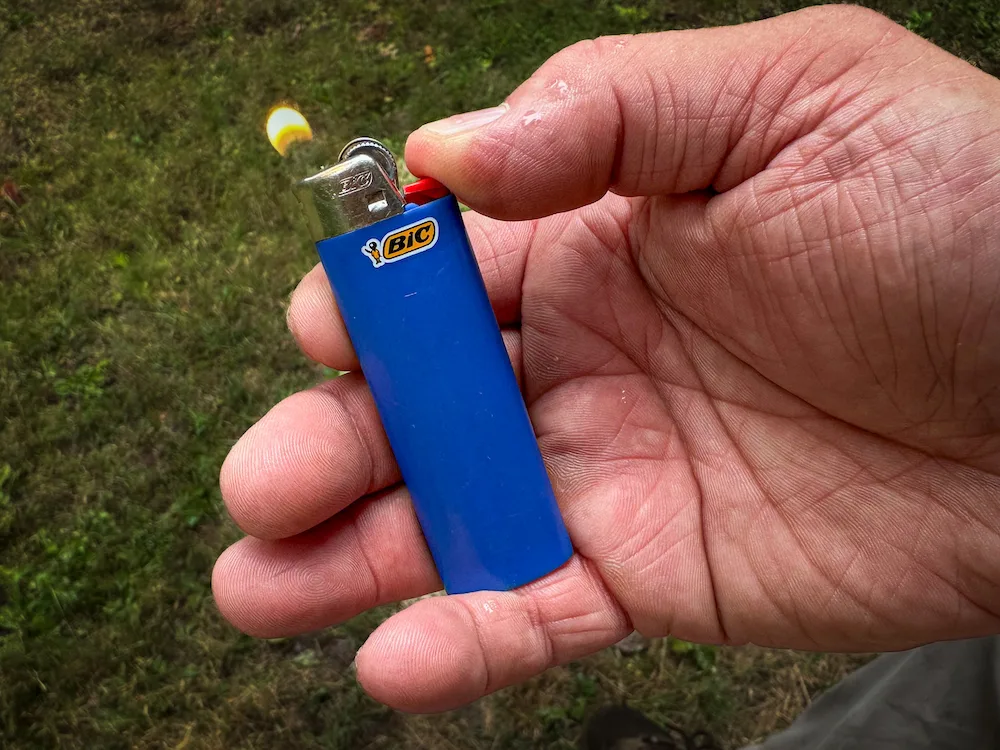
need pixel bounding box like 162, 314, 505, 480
1, 0, 997, 747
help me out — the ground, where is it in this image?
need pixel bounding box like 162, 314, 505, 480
1, 1, 997, 748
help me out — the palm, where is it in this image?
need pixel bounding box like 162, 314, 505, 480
516, 171, 1000, 652
215, 6, 1000, 711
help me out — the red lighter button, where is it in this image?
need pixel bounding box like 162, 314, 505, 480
404, 177, 450, 205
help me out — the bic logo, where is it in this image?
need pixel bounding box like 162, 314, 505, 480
362, 218, 438, 268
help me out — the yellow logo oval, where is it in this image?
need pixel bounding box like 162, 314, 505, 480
383, 219, 437, 259
362, 218, 439, 267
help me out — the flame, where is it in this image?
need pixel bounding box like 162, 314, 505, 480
266, 106, 313, 156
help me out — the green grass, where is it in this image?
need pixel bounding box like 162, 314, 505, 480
1, 0, 997, 747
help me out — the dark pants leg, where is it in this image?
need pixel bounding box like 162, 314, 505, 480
752, 637, 1000, 750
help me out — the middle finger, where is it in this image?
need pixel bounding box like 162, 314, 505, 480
220, 371, 397, 539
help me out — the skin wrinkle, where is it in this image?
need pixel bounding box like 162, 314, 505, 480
345, 520, 383, 615
651, 312, 771, 642
919, 457, 1000, 539
766, 182, 906, 415
775, 91, 974, 199
802, 186, 866, 373
728, 221, 773, 364
934, 127, 1000, 179
525, 228, 641, 380
727, 49, 776, 169
727, 42, 839, 182
547, 370, 815, 424
797, 67, 880, 151
884, 535, 1000, 624
904, 163, 1000, 231
643, 65, 661, 194
444, 561, 629, 700
836, 178, 900, 388
914, 209, 946, 404
721, 428, 873, 649
752, 477, 915, 648
526, 294, 624, 384
902, 137, 995, 211
624, 523, 701, 587
911, 500, 963, 626
812, 540, 867, 623
712, 194, 984, 636
704, 57, 740, 172
349, 501, 393, 614
536, 556, 632, 646
515, 587, 557, 669
734, 187, 796, 363
466, 220, 521, 320
601, 240, 670, 374
774, 459, 873, 516
773, 193, 836, 377
605, 67, 630, 192
806, 427, 1000, 569
715, 40, 783, 183
745, 516, 824, 649
675, 64, 694, 191
584, 226, 988, 644
745, 180, 907, 266
527, 252, 712, 633
604, 395, 644, 454
647, 395, 728, 642
949, 226, 975, 422
972, 276, 1000, 402
909, 201, 952, 418
604, 48, 661, 193
952, 193, 1000, 237
873, 114, 983, 197
767, 247, 826, 383
319, 385, 380, 500
656, 194, 745, 364
468, 127, 559, 213
743, 113, 987, 249
592, 34, 648, 192
454, 597, 493, 697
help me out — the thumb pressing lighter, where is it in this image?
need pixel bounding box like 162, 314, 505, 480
292, 135, 572, 595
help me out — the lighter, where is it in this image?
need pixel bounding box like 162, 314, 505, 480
269, 112, 573, 595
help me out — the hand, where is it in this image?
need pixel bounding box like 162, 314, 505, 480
213, 5, 1000, 712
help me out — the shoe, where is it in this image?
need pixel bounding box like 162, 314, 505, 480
583, 705, 721, 750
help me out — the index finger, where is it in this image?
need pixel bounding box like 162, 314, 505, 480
287, 210, 539, 371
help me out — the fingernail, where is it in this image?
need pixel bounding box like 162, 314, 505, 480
421, 104, 508, 136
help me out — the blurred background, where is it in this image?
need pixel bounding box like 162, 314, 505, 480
1, 1, 997, 747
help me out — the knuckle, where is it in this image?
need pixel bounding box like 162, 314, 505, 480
541, 38, 613, 91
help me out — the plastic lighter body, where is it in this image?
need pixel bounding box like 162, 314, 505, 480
314, 192, 572, 594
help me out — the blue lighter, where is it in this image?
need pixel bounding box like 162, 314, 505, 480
294, 137, 572, 595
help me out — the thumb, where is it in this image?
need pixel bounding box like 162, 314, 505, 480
404, 5, 905, 220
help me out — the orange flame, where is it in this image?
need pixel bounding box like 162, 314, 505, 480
266, 106, 313, 156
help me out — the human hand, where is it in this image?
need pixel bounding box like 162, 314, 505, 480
213, 5, 1000, 712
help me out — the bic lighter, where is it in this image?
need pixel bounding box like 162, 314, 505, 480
294, 137, 572, 595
